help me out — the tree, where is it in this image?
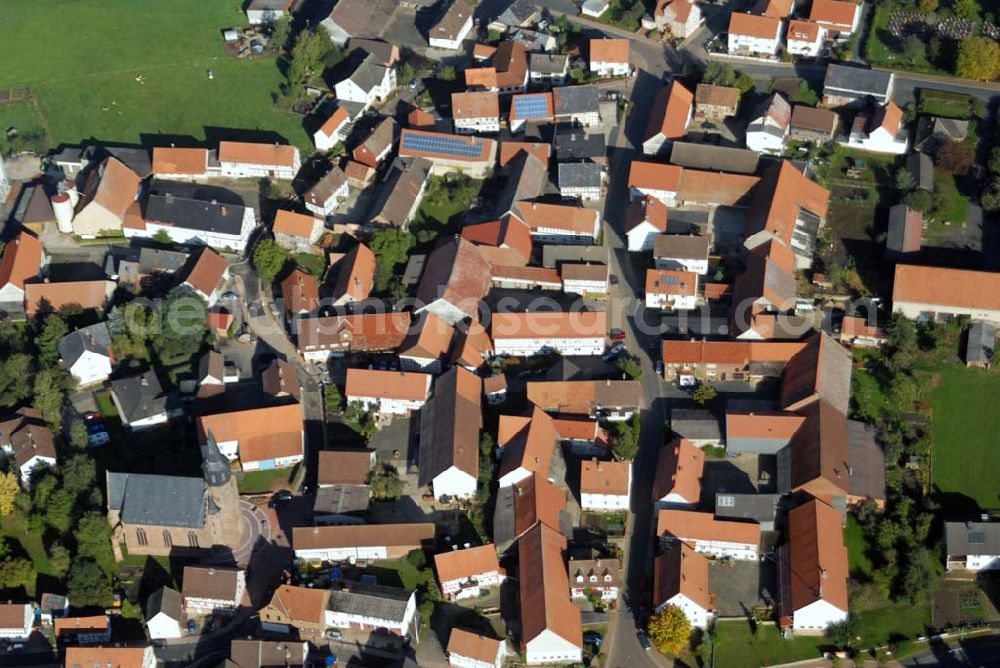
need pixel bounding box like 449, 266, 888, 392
367, 464, 405, 500
0, 556, 35, 590
918, 0, 938, 10
933, 140, 976, 175
988, 147, 1000, 174
48, 542, 71, 578
35, 314, 68, 368
269, 15, 293, 54
69, 421, 90, 451
610, 414, 640, 460
440, 66, 456, 82
951, 0, 978, 19
615, 355, 644, 381
569, 66, 588, 83
692, 382, 717, 405
901, 35, 925, 64
0, 472, 18, 516
324, 383, 343, 416
955, 38, 1000, 81
702, 61, 736, 87
981, 178, 1000, 212
62, 455, 97, 498
151, 292, 209, 361
397, 62, 417, 87
67, 557, 114, 607
895, 167, 915, 191
73, 511, 115, 570
370, 228, 415, 294
647, 605, 691, 656
287, 29, 332, 93
32, 369, 65, 431
253, 238, 290, 284
0, 353, 34, 408
826, 614, 861, 649
479, 432, 494, 459
44, 488, 75, 532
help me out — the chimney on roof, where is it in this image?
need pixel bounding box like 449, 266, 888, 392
820, 568, 828, 579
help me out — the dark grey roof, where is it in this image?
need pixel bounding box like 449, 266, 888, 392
558, 162, 602, 190
886, 204, 920, 253
350, 53, 391, 93
305, 167, 348, 208
83, 145, 152, 177
57, 322, 112, 367
497, 0, 538, 26
945, 520, 1000, 557
529, 52, 568, 74
714, 493, 780, 524
327, 581, 414, 623
145, 179, 247, 235
966, 321, 997, 365
146, 586, 182, 621
492, 485, 517, 549
107, 471, 206, 529
110, 370, 168, 423
313, 484, 371, 515
905, 152, 934, 191
541, 244, 607, 268
846, 419, 885, 502
368, 157, 432, 227
669, 408, 721, 441
138, 247, 190, 274
823, 64, 893, 98
554, 129, 605, 161
915, 116, 969, 151
553, 87, 600, 118
669, 142, 759, 174
496, 151, 550, 219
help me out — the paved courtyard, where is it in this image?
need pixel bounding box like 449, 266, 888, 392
708, 558, 779, 618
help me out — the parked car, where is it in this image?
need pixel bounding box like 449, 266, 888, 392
325, 629, 343, 641
609, 328, 626, 342
83, 411, 103, 425
655, 360, 664, 377
637, 629, 652, 651
583, 631, 603, 648
609, 274, 619, 287
88, 432, 110, 447
221, 291, 238, 301
86, 421, 106, 434
269, 489, 293, 509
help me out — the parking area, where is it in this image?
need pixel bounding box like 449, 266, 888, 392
369, 415, 414, 469
708, 559, 779, 618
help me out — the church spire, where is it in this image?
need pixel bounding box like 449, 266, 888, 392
202, 430, 231, 487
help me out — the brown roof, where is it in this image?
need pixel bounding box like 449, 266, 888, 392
196, 403, 302, 465
491, 311, 606, 342
264, 585, 330, 626
346, 368, 431, 402
183, 247, 228, 297
407, 108, 436, 128
399, 129, 495, 163
628, 160, 683, 192
465, 66, 498, 90
498, 406, 559, 480
218, 141, 298, 168
728, 12, 781, 39
229, 639, 308, 667
492, 41, 529, 89
789, 399, 851, 500
730, 239, 796, 310
662, 339, 807, 365
893, 264, 1000, 312
54, 615, 108, 637
657, 509, 762, 546
560, 263, 607, 283
181, 565, 242, 601
786, 19, 822, 42
24, 280, 112, 316
653, 542, 712, 610
785, 498, 849, 615
260, 358, 300, 399
461, 218, 533, 267
0, 603, 27, 629
790, 104, 838, 132
331, 243, 376, 303
449, 320, 494, 369
747, 161, 830, 248
874, 101, 904, 135
513, 201, 599, 236
518, 522, 582, 649
780, 332, 852, 415
418, 366, 482, 483
435, 544, 501, 584
491, 264, 561, 285
654, 234, 710, 261
580, 459, 630, 497
758, 0, 794, 17
273, 210, 318, 239
808, 0, 858, 29
526, 380, 642, 415
415, 237, 492, 321
447, 628, 505, 664
292, 523, 435, 551
317, 449, 375, 486
451, 91, 499, 121
498, 140, 551, 167
726, 411, 806, 441
473, 43, 497, 60
652, 437, 704, 504
344, 160, 375, 182
325, 0, 395, 39
646, 81, 694, 142
0, 231, 43, 290
514, 472, 566, 536
81, 157, 140, 219
399, 312, 454, 360
65, 647, 149, 668
0, 407, 56, 468
626, 197, 670, 234
657, 0, 695, 22
695, 84, 740, 110
840, 315, 885, 341
645, 269, 698, 297
152, 147, 208, 175
280, 269, 319, 315
354, 117, 397, 167
589, 38, 629, 64
297, 312, 412, 354
677, 170, 759, 206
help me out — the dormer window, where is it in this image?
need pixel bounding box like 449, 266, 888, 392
589, 575, 597, 583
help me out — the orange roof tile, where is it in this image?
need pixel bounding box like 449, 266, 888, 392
273, 209, 318, 239
589, 38, 630, 64
646, 82, 694, 142
407, 108, 436, 128
461, 217, 533, 266
646, 269, 698, 297
152, 147, 208, 175
628, 160, 683, 192
473, 43, 497, 60
662, 339, 807, 365
747, 161, 829, 247
580, 458, 630, 497
452, 91, 500, 120
652, 437, 704, 504
84, 157, 140, 219
435, 544, 501, 584
518, 523, 583, 649
893, 264, 1000, 312
785, 498, 849, 614
65, 647, 149, 668
0, 232, 43, 291
787, 19, 822, 42
265, 585, 330, 626
491, 264, 561, 285
318, 106, 350, 139
197, 403, 303, 465
447, 628, 504, 664
657, 509, 762, 546
54, 615, 108, 636
280, 269, 319, 315
808, 0, 859, 30
498, 140, 551, 167
758, 0, 794, 16
677, 170, 759, 206
346, 368, 431, 402
499, 406, 559, 480
654, 542, 712, 610
317, 449, 374, 486
727, 411, 806, 440
297, 312, 412, 353
218, 141, 298, 168
464, 66, 498, 89
399, 312, 454, 360
293, 523, 435, 551
513, 472, 566, 535
183, 247, 228, 297
512, 201, 599, 236
728, 12, 781, 39
24, 280, 111, 316
626, 197, 670, 234
449, 320, 494, 369
331, 243, 375, 303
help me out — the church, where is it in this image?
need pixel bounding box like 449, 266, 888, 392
106, 432, 246, 559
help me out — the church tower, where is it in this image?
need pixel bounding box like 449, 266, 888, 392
202, 430, 246, 548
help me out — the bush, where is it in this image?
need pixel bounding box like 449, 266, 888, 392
406, 549, 427, 570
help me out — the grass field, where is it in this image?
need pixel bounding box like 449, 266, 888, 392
933, 167, 970, 225
0, 0, 311, 151
918, 90, 977, 120
711, 621, 825, 667
238, 466, 296, 494
928, 365, 1000, 512
857, 602, 932, 648
845, 515, 874, 580
0, 100, 49, 154
0, 515, 54, 596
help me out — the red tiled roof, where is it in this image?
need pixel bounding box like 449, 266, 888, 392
435, 544, 501, 584
657, 509, 761, 546
518, 523, 583, 650
652, 437, 704, 503
787, 19, 822, 42
346, 368, 431, 402
646, 269, 698, 297
297, 312, 412, 353
589, 38, 629, 64
318, 106, 350, 139
331, 243, 375, 303
273, 209, 318, 239
654, 542, 712, 610
183, 247, 228, 297
448, 628, 504, 664
452, 91, 500, 121
152, 147, 208, 175
512, 201, 599, 236
491, 311, 606, 341
646, 81, 693, 142
785, 498, 849, 615
219, 141, 298, 168
728, 12, 781, 39
628, 160, 683, 192
24, 280, 111, 316
197, 403, 303, 465
280, 269, 319, 315
498, 141, 551, 167
0, 232, 43, 291
580, 459, 630, 496
809, 0, 859, 30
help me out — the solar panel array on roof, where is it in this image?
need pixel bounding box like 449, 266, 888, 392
663, 276, 680, 285
402, 133, 484, 158
514, 95, 550, 119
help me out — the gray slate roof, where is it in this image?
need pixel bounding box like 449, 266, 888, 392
146, 586, 182, 621
497, 0, 538, 26
529, 53, 568, 74
823, 64, 893, 98
945, 520, 1000, 556
670, 408, 722, 441
146, 179, 247, 235
107, 471, 206, 529
554, 129, 605, 161
349, 54, 391, 93
966, 321, 997, 366
327, 581, 414, 623
313, 484, 371, 515
906, 151, 934, 191
58, 322, 112, 367
110, 370, 169, 423
553, 86, 600, 118
669, 142, 759, 174
714, 493, 780, 524
558, 162, 602, 190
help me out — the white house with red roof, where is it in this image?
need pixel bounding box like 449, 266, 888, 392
219, 141, 301, 180
448, 628, 508, 668
786, 20, 825, 57
0, 232, 44, 313
727, 12, 783, 56
626, 197, 669, 252
653, 543, 714, 628
652, 0, 702, 39
645, 269, 698, 311
345, 368, 432, 415
314, 106, 352, 151
434, 545, 505, 601
841, 102, 909, 154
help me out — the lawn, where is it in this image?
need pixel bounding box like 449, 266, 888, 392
918, 90, 977, 120
928, 365, 1000, 513
368, 555, 435, 591
0, 515, 54, 596
932, 167, 969, 225
845, 515, 874, 581
865, 4, 943, 75
856, 602, 931, 648
711, 620, 826, 668
0, 100, 49, 154
238, 465, 297, 494
0, 0, 311, 151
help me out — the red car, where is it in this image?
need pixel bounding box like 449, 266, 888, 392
609, 328, 626, 342
83, 411, 103, 425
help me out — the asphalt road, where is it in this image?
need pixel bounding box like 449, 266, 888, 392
902, 633, 1000, 667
